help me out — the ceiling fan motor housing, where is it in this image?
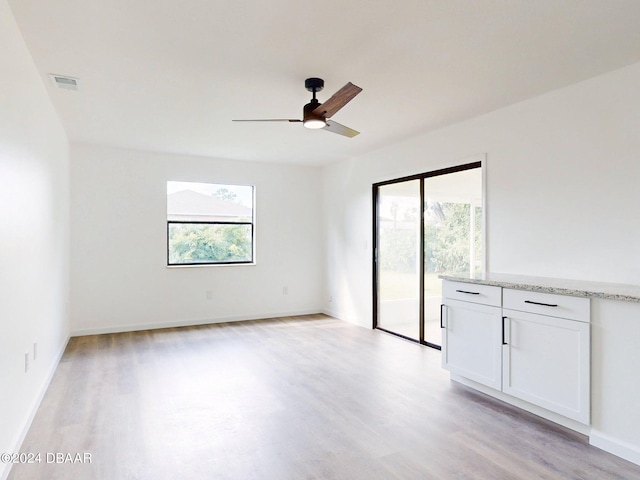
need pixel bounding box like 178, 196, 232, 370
303, 99, 326, 128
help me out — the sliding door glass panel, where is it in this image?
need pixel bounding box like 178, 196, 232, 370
423, 168, 483, 347
376, 180, 421, 341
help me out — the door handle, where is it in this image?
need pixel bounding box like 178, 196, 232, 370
502, 316, 508, 345
440, 304, 445, 328
456, 289, 480, 295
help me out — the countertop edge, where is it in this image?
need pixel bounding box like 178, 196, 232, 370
439, 275, 640, 303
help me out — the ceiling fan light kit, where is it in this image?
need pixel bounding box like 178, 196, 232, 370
233, 77, 362, 137
303, 118, 327, 129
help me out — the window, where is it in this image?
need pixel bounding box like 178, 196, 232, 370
167, 181, 254, 265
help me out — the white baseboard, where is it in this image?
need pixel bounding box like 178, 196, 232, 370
320, 308, 371, 329
590, 429, 640, 466
70, 309, 324, 337
1, 336, 70, 480
320, 307, 340, 319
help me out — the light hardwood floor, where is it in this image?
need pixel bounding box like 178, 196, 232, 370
9, 314, 640, 479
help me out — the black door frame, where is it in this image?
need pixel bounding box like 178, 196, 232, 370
372, 161, 482, 349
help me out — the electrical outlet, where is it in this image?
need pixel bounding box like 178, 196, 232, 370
33, 341, 37, 361
283, 286, 288, 295
206, 290, 213, 300
25, 352, 29, 373
329, 296, 333, 303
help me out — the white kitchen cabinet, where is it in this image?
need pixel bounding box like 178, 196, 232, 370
502, 289, 590, 424
441, 280, 591, 426
438, 274, 640, 465
441, 282, 502, 390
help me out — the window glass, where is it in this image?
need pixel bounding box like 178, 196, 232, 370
167, 181, 254, 265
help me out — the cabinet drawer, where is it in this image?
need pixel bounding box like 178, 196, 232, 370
442, 281, 502, 307
503, 288, 590, 322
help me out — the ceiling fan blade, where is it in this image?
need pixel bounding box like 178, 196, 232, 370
323, 119, 360, 138
232, 119, 302, 122
312, 82, 362, 118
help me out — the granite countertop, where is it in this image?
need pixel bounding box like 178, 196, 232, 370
438, 273, 640, 303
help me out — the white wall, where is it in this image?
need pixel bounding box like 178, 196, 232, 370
70, 144, 324, 334
324, 61, 640, 328
0, 2, 70, 478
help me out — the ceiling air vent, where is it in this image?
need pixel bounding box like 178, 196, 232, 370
49, 74, 79, 91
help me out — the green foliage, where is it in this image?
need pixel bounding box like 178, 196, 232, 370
428, 203, 469, 274
428, 203, 482, 275
379, 228, 418, 273
169, 224, 252, 264
380, 202, 482, 275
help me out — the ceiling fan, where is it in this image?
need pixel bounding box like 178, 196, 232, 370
233, 77, 363, 137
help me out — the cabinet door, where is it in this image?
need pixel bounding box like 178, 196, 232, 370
442, 299, 502, 390
502, 309, 590, 424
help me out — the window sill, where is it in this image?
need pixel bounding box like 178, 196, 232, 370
166, 263, 256, 269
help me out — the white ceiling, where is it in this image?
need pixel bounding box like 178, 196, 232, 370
9, 0, 640, 166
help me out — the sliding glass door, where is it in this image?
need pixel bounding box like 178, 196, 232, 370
422, 167, 483, 347
374, 162, 483, 348
375, 179, 422, 341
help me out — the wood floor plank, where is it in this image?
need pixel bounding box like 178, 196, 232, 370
8, 314, 640, 479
